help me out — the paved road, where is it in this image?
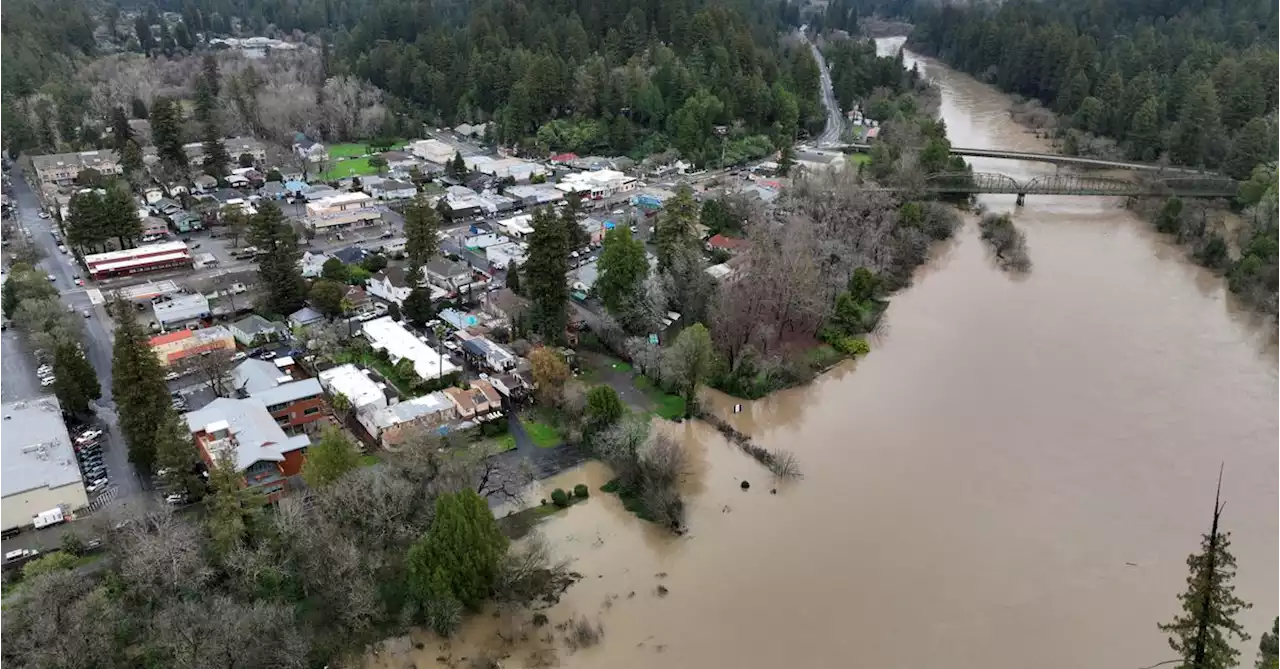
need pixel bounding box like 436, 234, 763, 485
803, 30, 845, 146
7, 168, 148, 503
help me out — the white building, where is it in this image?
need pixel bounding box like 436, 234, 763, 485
554, 169, 637, 201
465, 233, 511, 250
498, 214, 535, 238
358, 391, 457, 447
153, 293, 211, 329
486, 242, 527, 270
409, 139, 458, 165
299, 251, 332, 278
317, 364, 387, 415
367, 179, 417, 200
304, 192, 382, 230
2, 398, 89, 532
464, 156, 548, 181
360, 316, 459, 381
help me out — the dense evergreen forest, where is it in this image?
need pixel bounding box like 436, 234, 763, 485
909, 0, 1279, 179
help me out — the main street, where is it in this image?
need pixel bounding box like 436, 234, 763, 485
5, 167, 148, 518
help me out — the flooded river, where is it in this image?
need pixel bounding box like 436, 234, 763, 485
374, 37, 1277, 669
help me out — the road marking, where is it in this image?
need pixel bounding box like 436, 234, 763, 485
86, 288, 104, 305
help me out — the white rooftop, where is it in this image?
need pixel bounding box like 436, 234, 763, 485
1, 398, 84, 497
360, 316, 459, 380
317, 364, 388, 412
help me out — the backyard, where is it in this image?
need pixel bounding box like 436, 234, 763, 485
320, 157, 377, 180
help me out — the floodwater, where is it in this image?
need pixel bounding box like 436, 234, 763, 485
373, 38, 1278, 669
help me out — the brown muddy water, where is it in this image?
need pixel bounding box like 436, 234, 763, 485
368, 37, 1278, 669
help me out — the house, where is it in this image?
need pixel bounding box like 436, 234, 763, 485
367, 178, 417, 200
229, 314, 286, 346
555, 169, 637, 201
483, 288, 529, 324
361, 316, 459, 381
149, 326, 236, 367
192, 174, 218, 193
331, 245, 370, 265
453, 123, 487, 139
259, 181, 288, 200
141, 216, 169, 240
288, 307, 325, 329
423, 257, 471, 291
153, 293, 211, 329
299, 251, 330, 278
366, 267, 413, 306
381, 151, 419, 172
31, 150, 122, 187
359, 392, 457, 447
580, 217, 608, 244
490, 373, 530, 401
293, 138, 329, 164
549, 152, 578, 165
499, 214, 535, 239
224, 137, 268, 163
225, 173, 251, 188
305, 192, 381, 231
283, 180, 308, 197
442, 380, 501, 420
231, 359, 328, 434
317, 364, 388, 415
344, 286, 374, 316
706, 234, 750, 254
456, 333, 517, 372
486, 242, 526, 271
185, 398, 312, 502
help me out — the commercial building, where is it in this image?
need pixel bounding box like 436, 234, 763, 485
409, 139, 458, 165
498, 214, 536, 238
153, 293, 212, 329
359, 392, 457, 447
185, 398, 312, 502
486, 242, 526, 270
84, 241, 193, 280
463, 156, 548, 181
149, 325, 236, 367
554, 169, 637, 201
31, 150, 122, 187
1, 398, 89, 532
367, 179, 417, 200
317, 363, 388, 415
505, 185, 564, 209
231, 359, 329, 434
360, 316, 459, 381
304, 192, 382, 230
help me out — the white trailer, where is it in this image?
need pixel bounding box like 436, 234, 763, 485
32, 507, 65, 529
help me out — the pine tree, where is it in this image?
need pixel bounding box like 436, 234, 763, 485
402, 286, 434, 325
1170, 78, 1223, 168
248, 202, 307, 317
121, 139, 145, 180
523, 207, 570, 341
110, 107, 133, 150
406, 490, 508, 611
505, 262, 522, 296
202, 124, 230, 179
52, 341, 100, 416
66, 190, 108, 253
449, 151, 466, 177
134, 15, 154, 56
194, 55, 221, 124
1159, 469, 1252, 669
206, 448, 261, 555
150, 97, 187, 168
103, 184, 141, 248
655, 184, 698, 271
778, 144, 795, 176
110, 300, 170, 473
402, 194, 441, 278
596, 227, 648, 316
1223, 117, 1276, 180
1127, 96, 1163, 162
1257, 618, 1278, 669
153, 409, 204, 501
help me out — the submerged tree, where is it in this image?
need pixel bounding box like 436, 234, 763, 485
1158, 467, 1252, 669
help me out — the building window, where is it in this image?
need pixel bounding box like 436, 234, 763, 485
303, 406, 321, 416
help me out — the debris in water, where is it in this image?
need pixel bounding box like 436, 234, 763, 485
721, 504, 732, 513
741, 480, 750, 490
654, 572, 667, 579
770, 488, 777, 495
655, 585, 669, 597
627, 591, 636, 598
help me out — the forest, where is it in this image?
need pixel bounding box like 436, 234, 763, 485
908, 0, 1278, 179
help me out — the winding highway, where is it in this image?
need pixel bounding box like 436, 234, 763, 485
801, 28, 845, 146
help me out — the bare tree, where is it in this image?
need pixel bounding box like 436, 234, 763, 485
113, 509, 212, 604
153, 595, 310, 669
180, 349, 239, 397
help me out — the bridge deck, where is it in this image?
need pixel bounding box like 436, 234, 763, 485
835, 143, 1210, 174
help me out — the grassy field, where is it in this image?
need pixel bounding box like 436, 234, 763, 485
522, 419, 563, 448
320, 157, 378, 180
327, 143, 370, 159
632, 375, 686, 420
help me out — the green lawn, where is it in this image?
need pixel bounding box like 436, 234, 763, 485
495, 433, 518, 452
522, 420, 562, 448
327, 143, 370, 159
632, 375, 686, 420
849, 153, 872, 166
321, 157, 378, 180
359, 454, 380, 467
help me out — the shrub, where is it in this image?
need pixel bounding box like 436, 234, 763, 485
573, 484, 589, 498
550, 488, 569, 507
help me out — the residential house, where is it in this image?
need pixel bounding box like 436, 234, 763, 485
442, 380, 501, 420
192, 174, 218, 193
482, 288, 529, 324
380, 151, 420, 173
343, 286, 374, 316
225, 173, 251, 188
229, 314, 286, 346
259, 181, 288, 200
361, 316, 459, 380
283, 180, 308, 197
453, 122, 487, 139
456, 333, 517, 372
224, 137, 268, 163
437, 308, 480, 331
331, 245, 370, 265
580, 217, 608, 244
141, 216, 169, 240
231, 359, 328, 434
185, 398, 312, 502
149, 326, 236, 367
317, 364, 388, 415
299, 251, 331, 279
366, 267, 413, 306
490, 373, 530, 401
706, 234, 749, 254
153, 293, 211, 330
288, 306, 325, 329
423, 257, 471, 291
30, 150, 122, 187
367, 178, 417, 200
293, 139, 329, 164
304, 192, 381, 231
359, 392, 457, 447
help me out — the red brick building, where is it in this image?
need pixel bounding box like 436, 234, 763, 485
231, 358, 330, 435
184, 397, 313, 502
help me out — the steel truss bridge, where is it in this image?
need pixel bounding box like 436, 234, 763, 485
923, 172, 1239, 205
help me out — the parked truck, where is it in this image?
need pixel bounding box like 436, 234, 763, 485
32, 507, 65, 529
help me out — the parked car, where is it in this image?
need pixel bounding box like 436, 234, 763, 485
40, 376, 56, 387
82, 310, 91, 318
4, 549, 38, 563
47, 274, 56, 282
164, 371, 181, 381
78, 429, 103, 441
231, 351, 247, 361
165, 493, 187, 505
37, 211, 50, 219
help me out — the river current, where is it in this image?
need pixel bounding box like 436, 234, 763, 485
371, 37, 1278, 669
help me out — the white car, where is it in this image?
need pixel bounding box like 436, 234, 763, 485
37, 211, 50, 219
4, 549, 38, 562
47, 274, 56, 282
40, 376, 56, 387
37, 364, 52, 375
78, 429, 103, 441
231, 351, 247, 361
165, 493, 187, 505
57, 245, 67, 254
164, 371, 180, 381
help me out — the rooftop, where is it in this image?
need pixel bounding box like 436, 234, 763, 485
317, 364, 386, 411
360, 316, 459, 380
367, 391, 454, 432
185, 398, 311, 472
424, 257, 470, 279
153, 293, 211, 324
232, 314, 280, 337
1, 398, 83, 496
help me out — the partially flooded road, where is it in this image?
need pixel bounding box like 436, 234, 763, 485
375, 37, 1278, 669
